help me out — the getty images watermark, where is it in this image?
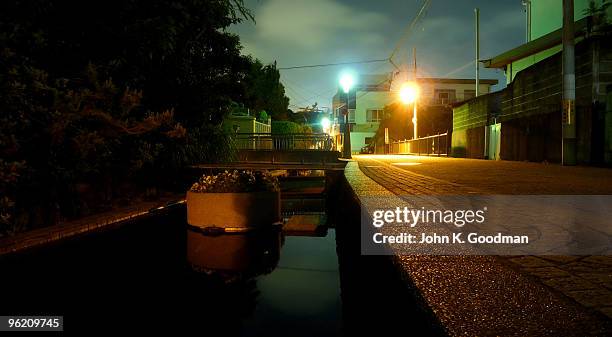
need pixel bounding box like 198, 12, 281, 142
360, 195, 612, 255
371, 206, 527, 245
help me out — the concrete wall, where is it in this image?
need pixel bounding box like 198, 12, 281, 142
508, 46, 562, 84
451, 92, 501, 158
500, 37, 597, 163
454, 36, 612, 165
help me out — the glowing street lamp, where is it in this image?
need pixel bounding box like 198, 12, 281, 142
399, 82, 419, 104
399, 81, 420, 139
340, 73, 355, 94
320, 116, 331, 133
339, 72, 354, 158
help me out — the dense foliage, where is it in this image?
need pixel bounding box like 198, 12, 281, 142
271, 121, 313, 135
0, 0, 289, 234
242, 59, 290, 120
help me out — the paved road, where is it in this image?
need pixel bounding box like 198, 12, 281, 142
357, 154, 612, 194
353, 154, 612, 321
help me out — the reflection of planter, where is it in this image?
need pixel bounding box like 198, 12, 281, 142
187, 227, 281, 273
186, 191, 281, 228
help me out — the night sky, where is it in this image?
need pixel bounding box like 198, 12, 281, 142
231, 0, 526, 111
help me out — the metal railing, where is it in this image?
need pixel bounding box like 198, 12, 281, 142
390, 132, 449, 156
233, 133, 335, 151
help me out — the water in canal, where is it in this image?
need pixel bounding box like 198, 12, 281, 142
0, 175, 439, 335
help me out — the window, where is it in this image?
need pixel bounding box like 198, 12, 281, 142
464, 89, 476, 100
366, 109, 383, 122
434, 89, 456, 105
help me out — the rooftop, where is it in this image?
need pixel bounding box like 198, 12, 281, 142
417, 77, 498, 85
483, 17, 588, 69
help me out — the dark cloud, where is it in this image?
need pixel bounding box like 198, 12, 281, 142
231, 0, 526, 109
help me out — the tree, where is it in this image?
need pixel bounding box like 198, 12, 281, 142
0, 0, 254, 234
242, 58, 290, 120
257, 111, 269, 123
0, 0, 254, 127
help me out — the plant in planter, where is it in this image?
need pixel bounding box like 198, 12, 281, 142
186, 170, 280, 229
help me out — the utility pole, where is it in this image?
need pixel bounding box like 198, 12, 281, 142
343, 92, 352, 159
342, 100, 352, 159
475, 8, 480, 97
562, 0, 576, 165
413, 47, 418, 140
476, 8, 486, 158
523, 0, 532, 42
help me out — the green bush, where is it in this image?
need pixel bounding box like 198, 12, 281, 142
257, 110, 269, 123
271, 121, 312, 134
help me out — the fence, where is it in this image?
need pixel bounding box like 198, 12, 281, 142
254, 120, 271, 133
389, 132, 449, 156
233, 133, 335, 151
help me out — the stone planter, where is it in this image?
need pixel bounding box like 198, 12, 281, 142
186, 191, 281, 228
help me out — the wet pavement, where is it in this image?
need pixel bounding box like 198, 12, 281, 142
346, 157, 612, 336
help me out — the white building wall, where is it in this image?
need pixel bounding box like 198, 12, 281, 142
354, 91, 394, 124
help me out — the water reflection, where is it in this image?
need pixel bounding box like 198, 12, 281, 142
184, 219, 343, 336
187, 224, 282, 280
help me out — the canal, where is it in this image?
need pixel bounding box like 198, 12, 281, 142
0, 174, 441, 335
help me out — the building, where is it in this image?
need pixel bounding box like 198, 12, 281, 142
224, 112, 271, 134
331, 73, 497, 154
331, 74, 391, 154
502, 0, 612, 84
452, 0, 612, 164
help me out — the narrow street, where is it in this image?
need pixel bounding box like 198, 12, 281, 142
355, 154, 612, 195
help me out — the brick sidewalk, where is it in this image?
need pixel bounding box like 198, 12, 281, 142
357, 154, 612, 194
355, 155, 612, 321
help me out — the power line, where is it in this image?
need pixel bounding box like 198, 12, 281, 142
296, 87, 340, 107
281, 76, 333, 100
389, 0, 432, 67
442, 60, 474, 77
280, 1, 432, 107
278, 58, 389, 70
282, 80, 311, 103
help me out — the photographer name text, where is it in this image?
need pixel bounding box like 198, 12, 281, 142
373, 232, 529, 244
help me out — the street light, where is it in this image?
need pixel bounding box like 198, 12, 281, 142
339, 72, 354, 158
399, 81, 419, 140
340, 73, 355, 94
320, 116, 330, 133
